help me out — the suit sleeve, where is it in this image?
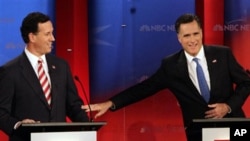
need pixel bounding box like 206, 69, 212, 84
109, 64, 168, 111
226, 48, 250, 113
0, 66, 19, 135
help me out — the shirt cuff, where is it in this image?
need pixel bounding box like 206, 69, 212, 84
14, 121, 22, 130
110, 103, 116, 110
227, 105, 232, 114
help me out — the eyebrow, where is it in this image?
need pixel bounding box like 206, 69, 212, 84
183, 31, 200, 37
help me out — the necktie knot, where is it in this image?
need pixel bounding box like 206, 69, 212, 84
193, 57, 199, 64
38, 59, 43, 64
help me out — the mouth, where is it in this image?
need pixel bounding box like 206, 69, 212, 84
48, 44, 53, 49
189, 42, 199, 49
189, 45, 197, 50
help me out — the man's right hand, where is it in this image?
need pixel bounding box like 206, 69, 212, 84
81, 101, 113, 119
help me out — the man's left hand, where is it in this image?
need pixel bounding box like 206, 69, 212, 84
205, 103, 230, 119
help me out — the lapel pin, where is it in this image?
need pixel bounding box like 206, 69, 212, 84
52, 65, 56, 69
212, 59, 217, 63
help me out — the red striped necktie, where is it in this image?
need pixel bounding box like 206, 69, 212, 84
37, 59, 51, 105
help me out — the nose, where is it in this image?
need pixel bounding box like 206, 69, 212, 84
51, 34, 55, 41
190, 35, 195, 42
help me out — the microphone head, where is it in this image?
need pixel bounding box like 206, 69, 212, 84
247, 70, 250, 73
74, 75, 79, 81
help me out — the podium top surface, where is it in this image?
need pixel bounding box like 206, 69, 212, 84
193, 118, 250, 123
191, 118, 250, 128
20, 122, 107, 132
21, 121, 107, 127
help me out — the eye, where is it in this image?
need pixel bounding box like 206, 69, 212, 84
183, 34, 191, 38
193, 32, 200, 36
45, 32, 53, 36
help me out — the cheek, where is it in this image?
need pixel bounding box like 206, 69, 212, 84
179, 39, 189, 46
178, 37, 183, 44
196, 35, 202, 41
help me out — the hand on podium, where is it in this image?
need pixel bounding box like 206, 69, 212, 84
14, 119, 40, 130
81, 101, 113, 119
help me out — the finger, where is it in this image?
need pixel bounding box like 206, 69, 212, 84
81, 105, 90, 112
94, 113, 101, 119
205, 114, 212, 118
211, 115, 223, 119
81, 105, 89, 109
205, 110, 212, 114
205, 113, 215, 119
88, 104, 101, 112
205, 108, 214, 115
205, 115, 210, 119
95, 110, 106, 119
82, 104, 97, 111
22, 119, 36, 124
208, 104, 217, 108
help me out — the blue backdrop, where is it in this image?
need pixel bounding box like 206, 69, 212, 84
0, 0, 55, 66
88, 0, 195, 100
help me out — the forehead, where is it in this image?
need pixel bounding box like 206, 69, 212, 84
37, 21, 53, 32
178, 21, 201, 34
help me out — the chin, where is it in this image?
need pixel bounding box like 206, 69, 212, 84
46, 50, 52, 54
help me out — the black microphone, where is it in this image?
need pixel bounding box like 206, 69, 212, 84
74, 75, 93, 122
246, 69, 250, 75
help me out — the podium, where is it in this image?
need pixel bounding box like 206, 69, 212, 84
191, 118, 250, 141
18, 122, 106, 141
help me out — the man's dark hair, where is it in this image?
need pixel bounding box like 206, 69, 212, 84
175, 13, 202, 33
20, 12, 50, 43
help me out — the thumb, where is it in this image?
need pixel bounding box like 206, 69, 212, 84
95, 108, 109, 119
208, 104, 216, 108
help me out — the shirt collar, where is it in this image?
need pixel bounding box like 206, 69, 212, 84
184, 45, 205, 63
24, 47, 46, 67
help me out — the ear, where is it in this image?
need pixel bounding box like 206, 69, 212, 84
177, 34, 181, 43
28, 33, 36, 43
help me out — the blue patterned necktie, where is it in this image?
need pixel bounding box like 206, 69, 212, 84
193, 58, 210, 103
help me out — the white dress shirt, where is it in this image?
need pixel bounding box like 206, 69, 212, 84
184, 46, 211, 94
24, 47, 51, 84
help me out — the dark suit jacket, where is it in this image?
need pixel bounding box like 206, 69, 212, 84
0, 52, 89, 141
109, 45, 250, 128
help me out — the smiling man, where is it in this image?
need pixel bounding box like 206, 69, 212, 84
0, 12, 89, 141
82, 13, 250, 141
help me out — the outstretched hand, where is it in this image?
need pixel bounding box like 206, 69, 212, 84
81, 101, 113, 119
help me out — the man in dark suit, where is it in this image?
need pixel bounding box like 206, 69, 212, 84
0, 12, 89, 141
82, 13, 250, 141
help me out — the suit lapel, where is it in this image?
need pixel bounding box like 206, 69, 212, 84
204, 46, 220, 96
46, 55, 58, 107
19, 53, 50, 107
176, 52, 192, 85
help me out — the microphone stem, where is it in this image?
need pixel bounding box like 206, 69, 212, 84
74, 76, 93, 122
